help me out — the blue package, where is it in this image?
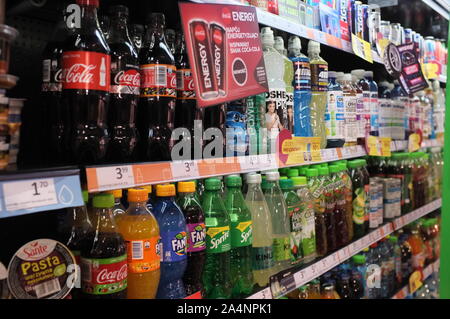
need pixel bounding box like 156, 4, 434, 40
319, 3, 341, 38
225, 100, 248, 156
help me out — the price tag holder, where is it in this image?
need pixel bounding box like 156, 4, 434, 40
171, 160, 200, 180
96, 165, 135, 190
247, 287, 272, 299
409, 271, 423, 295
261, 153, 279, 171
351, 35, 373, 63
337, 247, 351, 262
269, 271, 296, 299
238, 155, 261, 172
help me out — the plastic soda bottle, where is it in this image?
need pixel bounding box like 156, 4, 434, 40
326, 71, 345, 148
153, 184, 187, 299
201, 178, 232, 299
307, 40, 328, 149
342, 74, 357, 146
338, 162, 354, 242
245, 173, 274, 287
224, 175, 253, 298
177, 181, 206, 297
107, 189, 126, 219
117, 188, 160, 299
364, 71, 379, 136
262, 171, 291, 273
288, 36, 312, 137
329, 165, 349, 248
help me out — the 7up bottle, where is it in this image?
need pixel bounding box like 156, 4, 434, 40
201, 178, 232, 299
224, 175, 253, 298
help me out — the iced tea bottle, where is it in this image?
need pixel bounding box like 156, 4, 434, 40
330, 165, 349, 248
320, 167, 337, 252
116, 188, 160, 299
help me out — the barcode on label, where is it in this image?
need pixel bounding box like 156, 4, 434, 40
132, 241, 143, 260
156, 66, 167, 86
34, 278, 61, 299
81, 259, 92, 283
176, 70, 183, 90
42, 59, 51, 82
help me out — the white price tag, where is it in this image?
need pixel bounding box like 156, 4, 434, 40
294, 269, 308, 287
338, 247, 351, 262
341, 147, 352, 158
238, 155, 260, 172
3, 178, 58, 211
96, 165, 135, 189
260, 153, 278, 171
171, 160, 200, 180
247, 287, 272, 299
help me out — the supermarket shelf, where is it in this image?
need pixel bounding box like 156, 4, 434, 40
0, 167, 84, 219
391, 259, 440, 299
189, 0, 383, 64
422, 0, 450, 20
248, 198, 442, 299
421, 139, 444, 148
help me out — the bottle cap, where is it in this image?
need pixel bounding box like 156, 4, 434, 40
389, 235, 398, 243
225, 175, 242, 187
279, 168, 289, 176
299, 166, 308, 175
364, 70, 374, 78
106, 189, 122, 199
279, 176, 288, 180
291, 176, 307, 186
318, 167, 329, 176
306, 168, 318, 178
352, 69, 365, 78
178, 181, 196, 193
370, 242, 378, 248
108, 5, 129, 17
343, 74, 352, 82
77, 0, 100, 7
156, 184, 176, 196
287, 168, 299, 178
204, 178, 222, 191
150, 12, 165, 27
352, 254, 366, 265
328, 71, 336, 78
329, 165, 339, 174
82, 190, 89, 203
260, 27, 275, 47
265, 171, 280, 181
288, 36, 301, 55
128, 188, 149, 202
274, 36, 285, 52
347, 160, 359, 169
307, 40, 320, 54
141, 185, 152, 194
246, 173, 262, 184
93, 193, 115, 208
362, 247, 369, 252
279, 179, 294, 190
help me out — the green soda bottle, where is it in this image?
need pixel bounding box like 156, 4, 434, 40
280, 179, 303, 265
201, 178, 232, 299
224, 175, 253, 298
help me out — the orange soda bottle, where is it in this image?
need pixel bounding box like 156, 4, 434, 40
116, 188, 161, 298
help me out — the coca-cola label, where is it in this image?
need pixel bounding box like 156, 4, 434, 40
62, 51, 111, 92
176, 68, 196, 100
42, 59, 63, 92
110, 68, 140, 95
80, 254, 127, 295
140, 63, 177, 98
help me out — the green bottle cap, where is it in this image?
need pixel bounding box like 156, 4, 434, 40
306, 168, 319, 177
280, 176, 288, 180
321, 163, 328, 167
93, 193, 114, 208
299, 285, 308, 292
205, 178, 222, 190
338, 163, 347, 172
392, 153, 402, 160
352, 254, 366, 265
360, 159, 367, 166
291, 176, 307, 186
82, 190, 89, 203
389, 235, 398, 244
318, 167, 329, 176
287, 168, 299, 178
311, 164, 322, 170
347, 160, 359, 169
279, 168, 289, 176
329, 165, 339, 174
299, 167, 308, 175
225, 175, 242, 187
261, 180, 270, 190
279, 179, 294, 190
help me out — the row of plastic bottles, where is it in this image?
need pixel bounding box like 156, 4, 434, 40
261, 26, 446, 153
286, 215, 440, 299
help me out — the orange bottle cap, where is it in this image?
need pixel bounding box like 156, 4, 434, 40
141, 185, 152, 193
106, 189, 122, 199
156, 184, 176, 197
177, 181, 196, 193
127, 188, 149, 202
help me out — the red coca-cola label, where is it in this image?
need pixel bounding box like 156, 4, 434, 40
140, 64, 177, 98
80, 254, 127, 295
62, 51, 111, 92
111, 68, 140, 95
176, 69, 195, 100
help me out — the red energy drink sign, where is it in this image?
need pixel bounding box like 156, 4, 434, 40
179, 3, 269, 108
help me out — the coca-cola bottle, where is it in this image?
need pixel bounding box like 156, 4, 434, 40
41, 3, 73, 166
80, 193, 127, 299
137, 13, 176, 161
203, 104, 226, 158
130, 24, 144, 54
166, 29, 176, 55
61, 0, 111, 165
106, 5, 139, 163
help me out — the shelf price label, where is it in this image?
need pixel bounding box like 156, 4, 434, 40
96, 165, 135, 190
3, 178, 58, 211
171, 160, 200, 180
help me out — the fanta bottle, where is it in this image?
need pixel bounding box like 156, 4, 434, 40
153, 184, 188, 299
117, 188, 160, 299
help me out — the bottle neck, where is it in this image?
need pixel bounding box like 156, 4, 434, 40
128, 201, 148, 211
80, 4, 101, 32
149, 23, 165, 42
94, 207, 117, 233
71, 205, 91, 226
309, 51, 320, 60
109, 16, 131, 44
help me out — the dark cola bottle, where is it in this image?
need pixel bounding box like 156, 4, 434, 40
61, 0, 111, 165
41, 3, 73, 166
138, 13, 176, 162
130, 24, 144, 54
106, 5, 139, 163
203, 104, 225, 158
174, 34, 198, 160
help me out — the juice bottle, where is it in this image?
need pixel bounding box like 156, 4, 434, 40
342, 74, 357, 146
290, 176, 316, 263
308, 279, 322, 299
326, 71, 345, 148
348, 160, 366, 239
338, 162, 354, 242
262, 171, 291, 273
153, 184, 187, 299
352, 69, 371, 141
307, 40, 328, 149
351, 73, 364, 143
359, 159, 371, 233
107, 189, 126, 219
280, 178, 303, 265
306, 168, 327, 257
329, 164, 348, 248
378, 81, 392, 138
224, 175, 253, 298
407, 222, 426, 271
245, 174, 274, 288
298, 285, 309, 299
201, 178, 232, 299
350, 255, 366, 299
320, 167, 336, 252
117, 188, 160, 299
336, 273, 352, 299
288, 35, 312, 137
322, 283, 339, 299
177, 181, 206, 297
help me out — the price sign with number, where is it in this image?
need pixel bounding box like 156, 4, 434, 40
171, 160, 200, 180
3, 178, 58, 211
96, 165, 135, 190
238, 155, 260, 172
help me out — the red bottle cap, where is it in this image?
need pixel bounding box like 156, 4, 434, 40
77, 0, 100, 7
